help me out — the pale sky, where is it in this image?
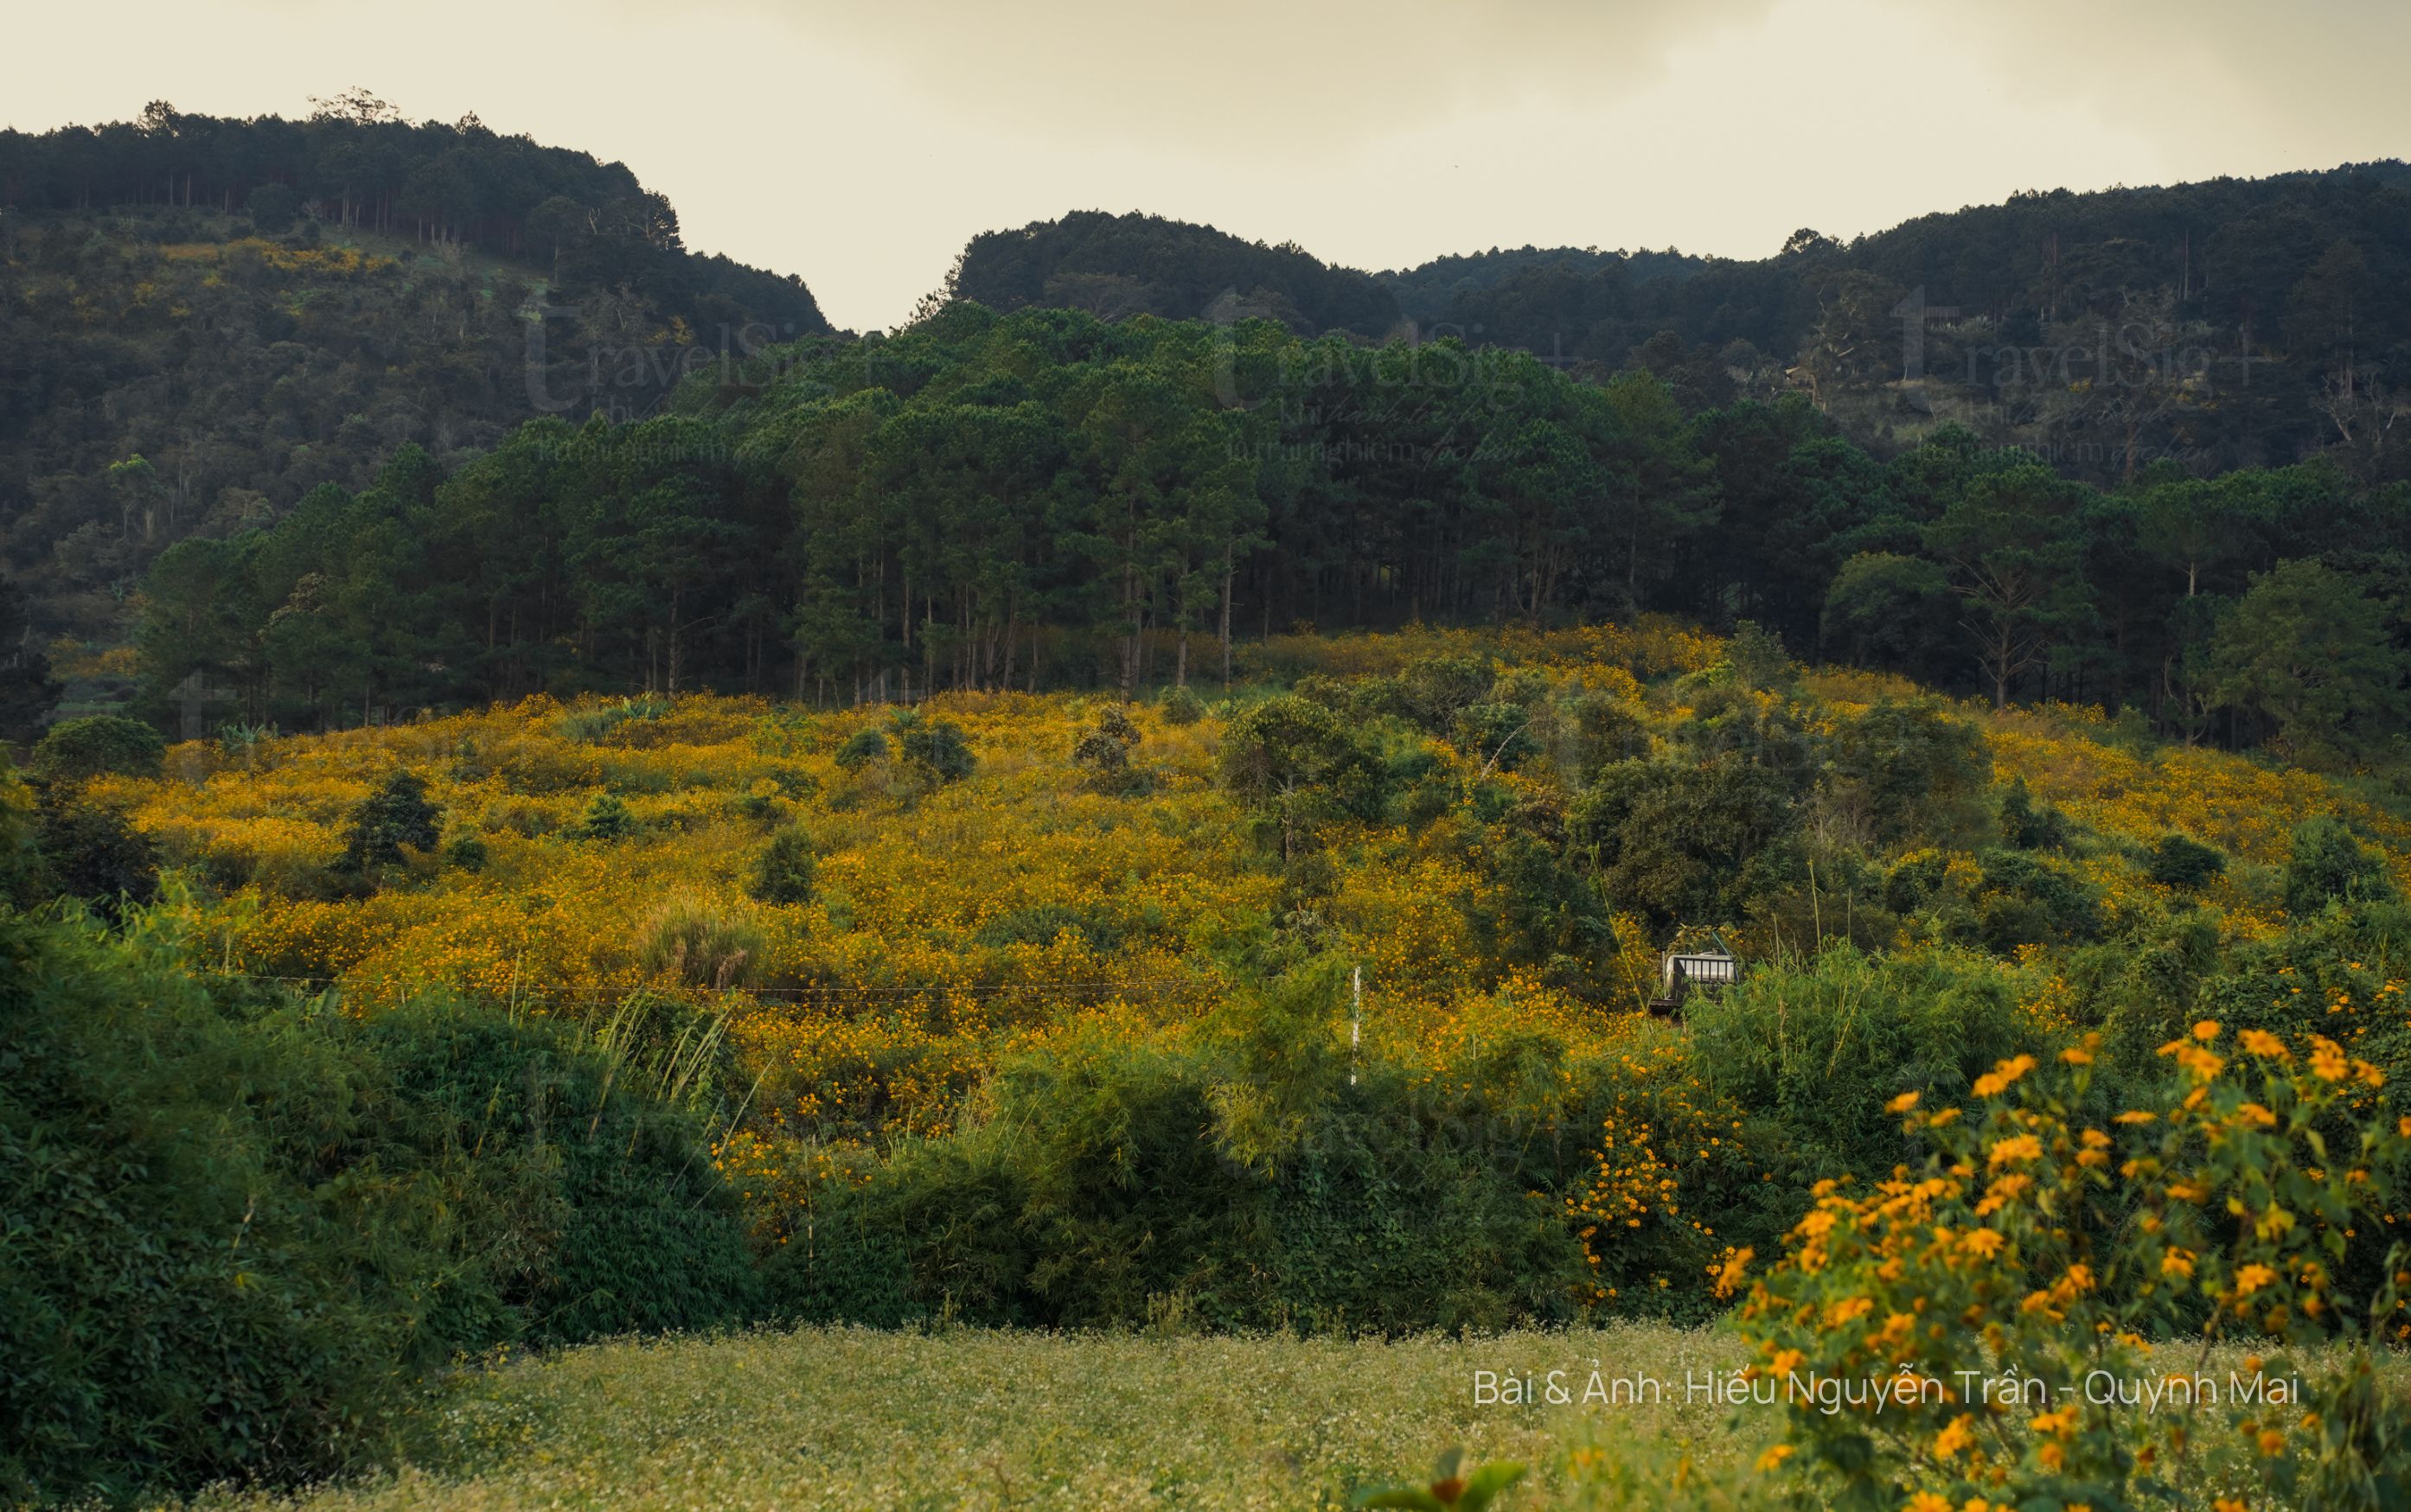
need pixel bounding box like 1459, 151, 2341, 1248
8, 0, 2409, 332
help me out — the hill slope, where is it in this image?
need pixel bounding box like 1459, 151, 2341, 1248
0, 105, 833, 655
950, 208, 1403, 335
949, 165, 2411, 480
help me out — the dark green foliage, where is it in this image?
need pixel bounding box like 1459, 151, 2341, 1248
244, 182, 298, 233
1881, 845, 2104, 952
29, 714, 164, 784
1467, 824, 1616, 993
1218, 694, 1386, 858
1826, 699, 1992, 845
576, 793, 636, 842
339, 769, 441, 872
1158, 685, 1206, 724
1397, 655, 1494, 731
2211, 559, 2411, 770
1072, 711, 1148, 795
834, 728, 889, 769
2146, 833, 2226, 889
442, 833, 489, 872
1970, 848, 2104, 951
35, 800, 159, 921
1820, 552, 1959, 684
1552, 692, 1649, 782
1722, 620, 1797, 692
1452, 702, 1538, 772
973, 903, 1128, 953
896, 718, 975, 784
1882, 854, 1948, 915
1571, 756, 1800, 933
7, 115, 829, 659
2284, 817, 2396, 917
764, 967, 1589, 1333
359, 1005, 764, 1346
1998, 775, 2072, 851
950, 208, 1400, 335
0, 917, 437, 1505
749, 827, 818, 906
0, 905, 761, 1507
1686, 947, 2031, 1210
0, 574, 61, 741
101, 288, 2411, 768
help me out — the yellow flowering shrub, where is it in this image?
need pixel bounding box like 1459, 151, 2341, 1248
1737, 1032, 2411, 1509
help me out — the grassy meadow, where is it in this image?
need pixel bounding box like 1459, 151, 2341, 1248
171, 1323, 1762, 1510
173, 1324, 2393, 1512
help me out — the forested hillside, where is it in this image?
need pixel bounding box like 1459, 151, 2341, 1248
949, 209, 1402, 335
0, 99, 831, 672
132, 303, 2411, 778
953, 165, 2411, 483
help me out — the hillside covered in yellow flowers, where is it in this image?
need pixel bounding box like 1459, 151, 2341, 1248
17, 614, 2411, 1510
72, 618, 2409, 1292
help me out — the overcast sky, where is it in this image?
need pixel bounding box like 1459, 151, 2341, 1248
9, 0, 2409, 331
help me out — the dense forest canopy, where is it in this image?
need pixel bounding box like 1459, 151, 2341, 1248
129, 302, 2411, 777
949, 209, 1404, 335
956, 166, 2411, 482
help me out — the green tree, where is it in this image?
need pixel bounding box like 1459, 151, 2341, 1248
340, 769, 441, 872
1217, 694, 1382, 860
31, 715, 166, 784
1924, 466, 2097, 708
2211, 559, 2408, 769
1819, 552, 1958, 686
749, 828, 818, 905
2282, 817, 2395, 917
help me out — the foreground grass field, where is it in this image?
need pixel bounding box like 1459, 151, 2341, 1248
176, 1323, 2357, 1512
183, 1324, 1758, 1510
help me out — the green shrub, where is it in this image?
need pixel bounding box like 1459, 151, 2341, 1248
559, 696, 671, 745
1451, 702, 1538, 772
1996, 775, 2071, 850
360, 1000, 764, 1347
30, 714, 165, 784
1685, 947, 2032, 1214
2146, 831, 2225, 888
2283, 816, 2395, 917
834, 728, 889, 769
1157, 685, 1206, 724
1396, 654, 1492, 731
749, 828, 818, 906
577, 792, 636, 841
35, 800, 160, 921
245, 182, 299, 233
897, 717, 976, 785
764, 966, 1590, 1334
1072, 709, 1147, 794
974, 903, 1128, 953
1570, 756, 1800, 932
1969, 846, 2102, 950
1824, 699, 1992, 845
1218, 694, 1387, 858
442, 833, 489, 872
0, 919, 385, 1504
339, 769, 441, 871
0, 910, 770, 1507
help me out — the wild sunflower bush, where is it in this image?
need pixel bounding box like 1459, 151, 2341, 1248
1736, 1028, 2411, 1511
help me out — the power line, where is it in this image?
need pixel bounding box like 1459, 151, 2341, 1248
202, 970, 1202, 1005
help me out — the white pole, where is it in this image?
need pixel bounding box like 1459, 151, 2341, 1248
1350, 964, 1362, 1087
